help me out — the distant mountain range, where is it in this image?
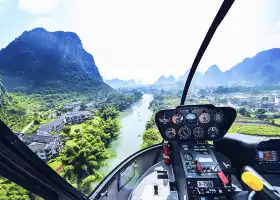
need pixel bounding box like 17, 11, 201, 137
1, 28, 279, 92
154, 75, 176, 85
105, 78, 136, 88
105, 78, 145, 88
154, 48, 280, 86
0, 28, 112, 93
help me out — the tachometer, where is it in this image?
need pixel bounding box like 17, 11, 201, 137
159, 113, 170, 124
208, 126, 219, 138
164, 128, 176, 139
193, 127, 204, 139
214, 112, 223, 123
199, 113, 211, 124
172, 113, 184, 124
178, 125, 192, 139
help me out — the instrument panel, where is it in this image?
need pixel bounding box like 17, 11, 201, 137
155, 104, 236, 141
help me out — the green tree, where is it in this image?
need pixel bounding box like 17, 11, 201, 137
80, 102, 87, 111
62, 126, 71, 134
34, 119, 41, 125
238, 107, 250, 117
141, 128, 162, 149
256, 108, 266, 115
256, 108, 267, 120
99, 106, 119, 121
0, 178, 31, 200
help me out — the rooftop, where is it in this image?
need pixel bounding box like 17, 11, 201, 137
21, 132, 60, 144
38, 117, 65, 132
28, 142, 48, 152
65, 111, 92, 117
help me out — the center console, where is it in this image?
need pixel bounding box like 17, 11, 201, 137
180, 142, 236, 200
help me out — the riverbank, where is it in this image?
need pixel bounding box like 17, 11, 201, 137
99, 94, 153, 175
91, 94, 153, 189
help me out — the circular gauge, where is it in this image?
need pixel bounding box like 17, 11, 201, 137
172, 113, 184, 124
159, 113, 170, 124
164, 128, 176, 139
184, 153, 193, 161
208, 126, 219, 138
214, 112, 223, 123
178, 125, 192, 139
186, 113, 196, 121
199, 113, 211, 124
193, 127, 204, 139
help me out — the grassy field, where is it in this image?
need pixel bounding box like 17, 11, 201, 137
66, 140, 76, 147
234, 116, 262, 123
70, 123, 84, 134
275, 119, 280, 125
48, 160, 62, 170
228, 123, 280, 136
165, 97, 180, 106
227, 123, 240, 133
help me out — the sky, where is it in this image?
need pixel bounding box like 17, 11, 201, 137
1, 0, 280, 83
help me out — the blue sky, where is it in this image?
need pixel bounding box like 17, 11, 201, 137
1, 0, 280, 83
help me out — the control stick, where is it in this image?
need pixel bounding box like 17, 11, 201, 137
241, 166, 280, 200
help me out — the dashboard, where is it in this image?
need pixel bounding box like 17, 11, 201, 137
215, 135, 280, 174
155, 104, 236, 141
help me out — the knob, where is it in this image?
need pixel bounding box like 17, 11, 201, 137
211, 165, 218, 172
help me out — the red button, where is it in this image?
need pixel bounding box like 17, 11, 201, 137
218, 171, 229, 185
196, 163, 202, 174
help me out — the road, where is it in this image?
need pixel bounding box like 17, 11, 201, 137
20, 120, 34, 134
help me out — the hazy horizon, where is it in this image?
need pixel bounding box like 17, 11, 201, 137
1, 0, 280, 83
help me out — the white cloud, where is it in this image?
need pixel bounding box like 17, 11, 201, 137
18, 0, 57, 14
11, 0, 280, 83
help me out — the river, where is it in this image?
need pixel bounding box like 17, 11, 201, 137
99, 94, 153, 176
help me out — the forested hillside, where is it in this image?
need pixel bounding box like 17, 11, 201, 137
0, 28, 113, 94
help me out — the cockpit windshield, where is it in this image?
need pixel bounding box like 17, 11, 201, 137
0, 0, 280, 198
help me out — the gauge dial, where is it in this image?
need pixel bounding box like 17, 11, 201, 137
214, 112, 223, 123
199, 113, 211, 124
184, 153, 193, 161
186, 113, 196, 121
208, 126, 219, 138
172, 113, 184, 124
164, 128, 176, 139
193, 127, 204, 139
159, 113, 170, 124
178, 125, 192, 139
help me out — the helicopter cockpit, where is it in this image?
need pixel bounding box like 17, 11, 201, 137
1, 0, 280, 200
90, 104, 280, 200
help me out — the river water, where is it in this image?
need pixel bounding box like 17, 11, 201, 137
99, 94, 153, 176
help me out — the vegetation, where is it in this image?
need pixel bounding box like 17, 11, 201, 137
141, 128, 162, 149
107, 91, 143, 111
0, 83, 142, 196
141, 95, 164, 149
51, 107, 121, 194
0, 177, 31, 200
228, 123, 280, 136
